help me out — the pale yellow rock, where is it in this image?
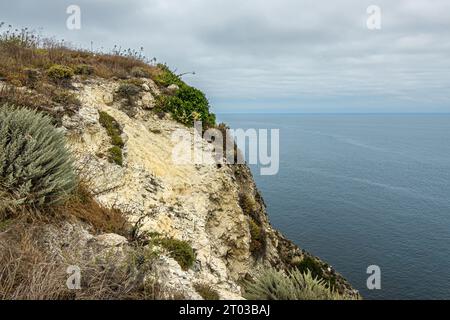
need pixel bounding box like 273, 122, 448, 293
64, 78, 251, 298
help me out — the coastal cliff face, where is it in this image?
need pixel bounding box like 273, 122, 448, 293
48, 76, 357, 299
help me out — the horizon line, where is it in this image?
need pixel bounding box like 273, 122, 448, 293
215, 112, 450, 115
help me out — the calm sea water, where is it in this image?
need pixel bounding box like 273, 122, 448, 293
218, 114, 450, 300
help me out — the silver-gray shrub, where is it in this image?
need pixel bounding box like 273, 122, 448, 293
0, 106, 76, 208
244, 267, 355, 300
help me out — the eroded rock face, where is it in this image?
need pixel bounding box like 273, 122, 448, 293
60, 77, 357, 299
92, 233, 128, 247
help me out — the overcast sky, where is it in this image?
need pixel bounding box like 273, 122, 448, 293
1, 0, 449, 113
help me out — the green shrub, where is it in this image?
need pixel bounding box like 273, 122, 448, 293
98, 111, 124, 148
46, 65, 74, 83
24, 68, 40, 88
294, 256, 337, 290
294, 256, 323, 278
51, 89, 81, 108
116, 82, 141, 98
98, 111, 124, 166
156, 237, 195, 271
0, 216, 13, 231
153, 64, 184, 88
152, 64, 216, 128
107, 146, 123, 166
0, 106, 76, 208
194, 283, 220, 300
239, 193, 256, 216
126, 78, 145, 87
159, 85, 216, 128
244, 268, 353, 300
74, 64, 94, 76
130, 66, 150, 78
249, 218, 264, 254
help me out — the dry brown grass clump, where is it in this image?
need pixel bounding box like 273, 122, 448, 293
0, 24, 162, 122
193, 283, 220, 300
0, 224, 73, 300
55, 183, 131, 237
0, 217, 186, 300
0, 24, 159, 86
0, 181, 130, 239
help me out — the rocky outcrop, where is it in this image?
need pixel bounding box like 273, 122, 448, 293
56, 76, 357, 299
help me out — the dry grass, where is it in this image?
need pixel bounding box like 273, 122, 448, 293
0, 24, 159, 88
194, 283, 220, 300
0, 180, 185, 300
0, 24, 161, 123
0, 24, 218, 130
0, 219, 185, 300
0, 225, 73, 299
0, 180, 130, 238
55, 183, 131, 237
0, 84, 80, 124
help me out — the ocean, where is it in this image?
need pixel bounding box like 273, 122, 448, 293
218, 113, 450, 300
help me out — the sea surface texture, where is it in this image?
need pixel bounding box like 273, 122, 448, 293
219, 113, 450, 299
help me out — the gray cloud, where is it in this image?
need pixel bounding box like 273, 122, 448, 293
1, 0, 449, 113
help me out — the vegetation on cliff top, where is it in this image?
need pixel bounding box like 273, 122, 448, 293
0, 23, 216, 128
154, 64, 216, 128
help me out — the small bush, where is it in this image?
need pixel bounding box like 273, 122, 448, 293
249, 218, 264, 254
0, 216, 13, 232
158, 85, 216, 128
131, 66, 150, 78
46, 64, 74, 83
239, 193, 256, 216
9, 79, 22, 87
244, 268, 353, 300
74, 64, 94, 76
131, 244, 161, 268
0, 86, 54, 117
0, 84, 79, 125
98, 111, 124, 166
294, 256, 337, 290
24, 68, 40, 88
108, 146, 123, 166
153, 64, 184, 88
115, 81, 143, 117
194, 283, 220, 300
51, 89, 81, 108
116, 82, 141, 98
294, 256, 324, 279
155, 237, 195, 271
0, 106, 76, 209
59, 183, 130, 236
98, 111, 124, 148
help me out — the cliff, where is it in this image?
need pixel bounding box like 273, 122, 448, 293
54, 76, 355, 299
0, 30, 357, 299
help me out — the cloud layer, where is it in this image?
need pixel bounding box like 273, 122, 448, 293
1, 0, 449, 112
